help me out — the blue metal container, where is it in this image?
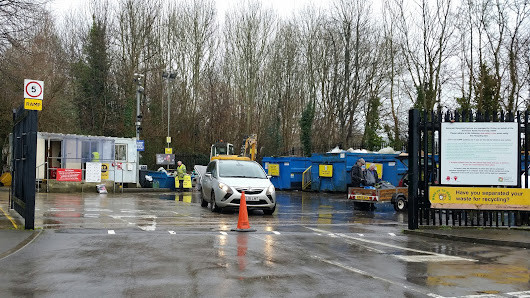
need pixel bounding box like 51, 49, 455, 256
262, 157, 311, 190
147, 170, 175, 190
310, 152, 405, 192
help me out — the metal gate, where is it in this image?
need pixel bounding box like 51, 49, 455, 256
407, 109, 530, 230
10, 106, 38, 229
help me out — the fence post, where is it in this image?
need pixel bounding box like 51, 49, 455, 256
408, 109, 420, 230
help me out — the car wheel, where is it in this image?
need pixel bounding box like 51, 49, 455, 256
210, 190, 219, 212
200, 190, 208, 207
394, 197, 407, 212
263, 206, 276, 215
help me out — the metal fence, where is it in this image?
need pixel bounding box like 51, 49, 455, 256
408, 109, 530, 229
35, 157, 133, 193
11, 107, 38, 229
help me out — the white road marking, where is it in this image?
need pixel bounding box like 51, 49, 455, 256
459, 295, 500, 298
220, 231, 228, 235
83, 214, 100, 218
138, 223, 157, 231
305, 227, 475, 262
168, 231, 176, 235
49, 208, 76, 212
328, 233, 337, 238
249, 234, 433, 297
312, 255, 432, 296
85, 208, 113, 212
506, 291, 530, 297
108, 230, 115, 235
110, 215, 157, 219
388, 233, 396, 237
396, 255, 473, 263
357, 233, 364, 237
272, 231, 281, 235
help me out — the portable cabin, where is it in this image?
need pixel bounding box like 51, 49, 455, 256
35, 132, 138, 184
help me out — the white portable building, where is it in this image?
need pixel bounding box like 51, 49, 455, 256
36, 132, 138, 184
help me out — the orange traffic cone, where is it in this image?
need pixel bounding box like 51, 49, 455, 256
231, 191, 256, 232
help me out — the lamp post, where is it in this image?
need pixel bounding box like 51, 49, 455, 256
162, 71, 176, 169
134, 73, 144, 187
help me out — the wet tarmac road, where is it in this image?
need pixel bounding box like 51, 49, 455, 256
0, 191, 528, 297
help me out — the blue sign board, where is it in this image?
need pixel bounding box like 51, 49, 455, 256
136, 140, 145, 151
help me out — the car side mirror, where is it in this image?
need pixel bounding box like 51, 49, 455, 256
205, 173, 211, 178
267, 175, 272, 179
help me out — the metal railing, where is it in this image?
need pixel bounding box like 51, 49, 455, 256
302, 166, 312, 190
35, 156, 131, 193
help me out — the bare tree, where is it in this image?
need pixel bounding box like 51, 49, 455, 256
395, 0, 456, 111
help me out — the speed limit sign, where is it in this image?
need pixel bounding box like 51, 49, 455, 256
24, 79, 44, 100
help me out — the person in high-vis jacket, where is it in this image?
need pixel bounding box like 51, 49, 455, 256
176, 161, 187, 191
91, 152, 100, 162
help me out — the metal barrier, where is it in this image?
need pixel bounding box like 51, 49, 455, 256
302, 166, 312, 190
34, 156, 130, 193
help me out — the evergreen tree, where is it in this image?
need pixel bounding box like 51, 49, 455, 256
72, 17, 111, 136
299, 102, 314, 157
362, 96, 383, 151
474, 63, 499, 114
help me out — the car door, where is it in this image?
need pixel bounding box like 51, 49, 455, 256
202, 161, 216, 200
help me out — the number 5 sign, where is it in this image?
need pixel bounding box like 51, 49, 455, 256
24, 79, 44, 111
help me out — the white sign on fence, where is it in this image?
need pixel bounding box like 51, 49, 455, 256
86, 162, 102, 183
440, 122, 518, 186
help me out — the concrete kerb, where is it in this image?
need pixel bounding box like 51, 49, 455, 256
0, 230, 42, 261
403, 228, 530, 249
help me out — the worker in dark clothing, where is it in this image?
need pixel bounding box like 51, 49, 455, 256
350, 158, 366, 187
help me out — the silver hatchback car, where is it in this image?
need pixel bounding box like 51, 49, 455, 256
200, 159, 276, 214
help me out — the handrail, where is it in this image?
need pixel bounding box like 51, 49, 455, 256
302, 166, 312, 190
35, 161, 48, 193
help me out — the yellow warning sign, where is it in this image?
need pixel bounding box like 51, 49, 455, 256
319, 165, 333, 177
101, 163, 110, 180
268, 164, 280, 176
165, 148, 172, 154
175, 175, 192, 189
429, 186, 530, 211
24, 98, 42, 111
183, 175, 192, 188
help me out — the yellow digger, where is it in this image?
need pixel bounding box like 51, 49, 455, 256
209, 135, 258, 161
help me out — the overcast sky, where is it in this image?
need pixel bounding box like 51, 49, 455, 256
48, 0, 329, 20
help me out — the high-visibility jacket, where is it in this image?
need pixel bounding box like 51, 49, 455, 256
176, 164, 187, 180
92, 152, 100, 162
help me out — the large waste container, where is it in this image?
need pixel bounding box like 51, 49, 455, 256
262, 157, 311, 190
147, 170, 175, 190
310, 152, 404, 192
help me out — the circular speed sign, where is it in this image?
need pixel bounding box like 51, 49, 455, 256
24, 79, 44, 100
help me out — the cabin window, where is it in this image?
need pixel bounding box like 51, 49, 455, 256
115, 144, 127, 161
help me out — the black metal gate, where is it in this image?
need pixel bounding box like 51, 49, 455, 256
10, 106, 38, 229
408, 109, 530, 230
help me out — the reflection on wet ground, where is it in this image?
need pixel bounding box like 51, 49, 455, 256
1, 190, 527, 297
34, 191, 406, 229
